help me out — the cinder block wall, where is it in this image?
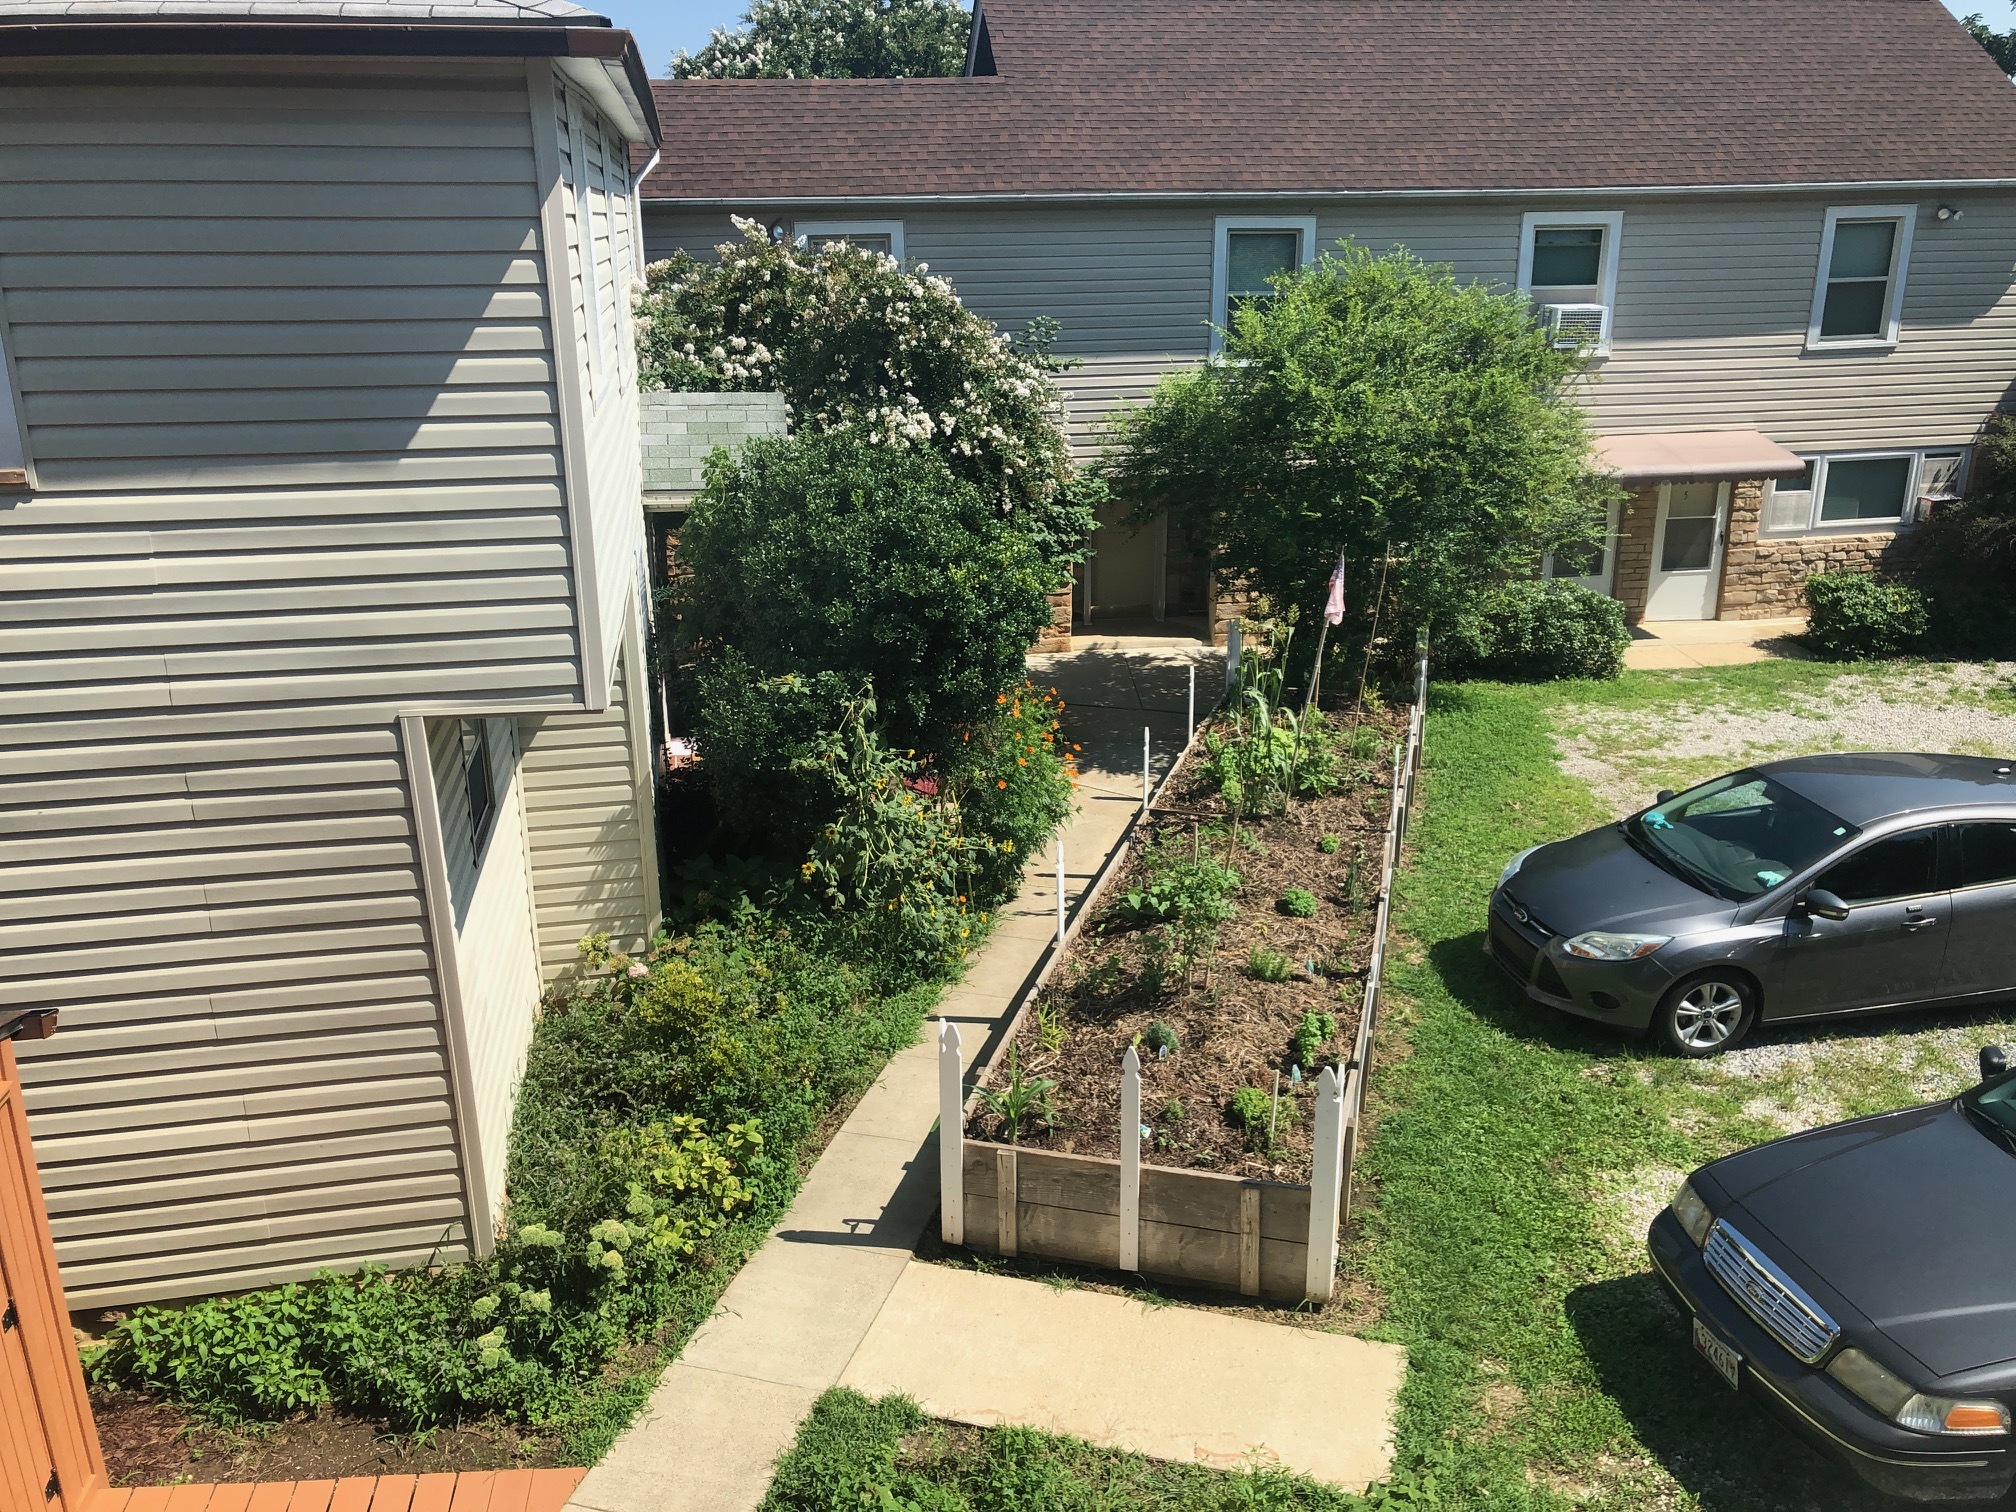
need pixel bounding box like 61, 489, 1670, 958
640, 391, 790, 497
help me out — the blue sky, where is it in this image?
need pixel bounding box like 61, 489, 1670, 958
605, 0, 2014, 75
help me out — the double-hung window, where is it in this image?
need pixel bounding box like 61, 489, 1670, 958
1763, 450, 1954, 532
796, 220, 904, 260
1210, 216, 1315, 353
1807, 206, 1915, 349
1518, 211, 1623, 354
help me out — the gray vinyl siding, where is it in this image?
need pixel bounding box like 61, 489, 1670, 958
646, 194, 2016, 459
0, 55, 623, 1305
519, 647, 659, 982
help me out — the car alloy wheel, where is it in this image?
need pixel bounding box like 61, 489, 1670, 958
1658, 974, 1754, 1057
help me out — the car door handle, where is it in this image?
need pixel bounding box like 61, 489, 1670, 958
1904, 915, 1940, 931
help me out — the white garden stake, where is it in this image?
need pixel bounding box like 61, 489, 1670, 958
1187, 662, 1196, 736
1226, 619, 1242, 694
1142, 726, 1151, 812
1055, 839, 1067, 947
1305, 1064, 1346, 1302
1119, 1045, 1142, 1272
938, 1020, 964, 1246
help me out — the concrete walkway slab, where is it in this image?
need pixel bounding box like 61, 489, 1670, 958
841, 1263, 1406, 1490
1624, 615, 1809, 670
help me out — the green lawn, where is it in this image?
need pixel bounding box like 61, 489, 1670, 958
764, 662, 2016, 1510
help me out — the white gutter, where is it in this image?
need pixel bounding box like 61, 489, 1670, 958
642, 177, 2016, 207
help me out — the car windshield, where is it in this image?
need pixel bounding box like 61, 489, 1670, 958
1629, 770, 1858, 900
1966, 1076, 2016, 1154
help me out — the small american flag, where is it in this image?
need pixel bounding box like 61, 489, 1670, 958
1323, 551, 1348, 626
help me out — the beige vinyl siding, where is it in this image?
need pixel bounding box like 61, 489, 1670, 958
553, 80, 647, 691
646, 194, 2016, 457
519, 647, 658, 982
0, 708, 469, 1307
0, 55, 611, 1304
427, 717, 541, 1224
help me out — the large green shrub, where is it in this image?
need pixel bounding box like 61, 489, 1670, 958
1803, 570, 1929, 659
675, 434, 1051, 743
1445, 579, 1630, 681
1102, 242, 1619, 664
636, 222, 1094, 573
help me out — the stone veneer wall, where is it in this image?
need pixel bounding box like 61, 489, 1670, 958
640, 390, 790, 497
1612, 479, 1920, 623
1717, 480, 1921, 620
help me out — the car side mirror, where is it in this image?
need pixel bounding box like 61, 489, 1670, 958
1802, 888, 1851, 922
1984, 1045, 2010, 1082
1655, 789, 1676, 806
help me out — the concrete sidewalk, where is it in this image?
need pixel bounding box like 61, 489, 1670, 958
843, 1263, 1406, 1489
1624, 615, 1809, 670
567, 642, 1219, 1512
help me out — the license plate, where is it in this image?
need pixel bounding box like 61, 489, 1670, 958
1694, 1316, 1742, 1390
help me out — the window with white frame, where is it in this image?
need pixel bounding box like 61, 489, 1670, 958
796, 220, 905, 260
1517, 211, 1623, 354
1807, 206, 1915, 348
1210, 216, 1316, 352
460, 718, 497, 854
1763, 450, 1939, 532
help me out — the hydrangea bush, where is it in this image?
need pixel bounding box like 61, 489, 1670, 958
636, 220, 1094, 570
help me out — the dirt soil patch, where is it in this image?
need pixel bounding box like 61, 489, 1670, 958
93, 1388, 558, 1487
966, 705, 1405, 1183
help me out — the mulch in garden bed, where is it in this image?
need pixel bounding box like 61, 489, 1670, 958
965, 704, 1406, 1184
92, 1388, 558, 1486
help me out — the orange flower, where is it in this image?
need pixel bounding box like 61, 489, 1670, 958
998, 779, 1008, 788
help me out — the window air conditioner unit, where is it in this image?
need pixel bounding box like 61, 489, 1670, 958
1541, 303, 1609, 349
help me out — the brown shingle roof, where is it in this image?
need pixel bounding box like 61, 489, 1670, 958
643, 0, 2016, 200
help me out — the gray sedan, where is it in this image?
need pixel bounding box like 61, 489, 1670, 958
1488, 753, 2016, 1055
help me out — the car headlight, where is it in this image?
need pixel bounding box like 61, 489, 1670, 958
1563, 931, 1670, 960
1669, 1179, 1714, 1247
1498, 846, 1540, 890
1828, 1348, 2011, 1436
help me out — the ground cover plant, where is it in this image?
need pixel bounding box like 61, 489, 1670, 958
967, 627, 1403, 1181
1357, 658, 2016, 1509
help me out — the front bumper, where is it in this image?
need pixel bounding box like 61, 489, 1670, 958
1649, 1210, 2016, 1503
1485, 886, 1669, 1031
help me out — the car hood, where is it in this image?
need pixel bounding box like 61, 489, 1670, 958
1714, 1105, 2016, 1378
1504, 823, 1732, 937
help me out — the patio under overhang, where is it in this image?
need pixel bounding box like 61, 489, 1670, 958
1594, 429, 1807, 485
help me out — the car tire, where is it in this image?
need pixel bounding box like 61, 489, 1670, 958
1654, 971, 1756, 1058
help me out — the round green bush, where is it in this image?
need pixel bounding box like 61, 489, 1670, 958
669, 432, 1058, 839
1803, 570, 1929, 659
1445, 578, 1629, 682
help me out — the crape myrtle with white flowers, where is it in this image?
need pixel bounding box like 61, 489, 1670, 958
635, 218, 1096, 571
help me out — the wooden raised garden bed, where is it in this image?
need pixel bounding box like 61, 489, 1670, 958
937, 647, 1427, 1304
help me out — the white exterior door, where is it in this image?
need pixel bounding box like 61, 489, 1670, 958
1545, 498, 1620, 596
1646, 481, 1728, 620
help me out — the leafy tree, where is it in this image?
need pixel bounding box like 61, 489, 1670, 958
637, 220, 1094, 575
1101, 242, 1617, 656
668, 432, 1055, 842
672, 0, 970, 79
1963, 12, 2016, 74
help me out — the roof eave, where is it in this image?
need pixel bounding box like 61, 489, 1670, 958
642, 177, 2016, 206
0, 19, 661, 145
